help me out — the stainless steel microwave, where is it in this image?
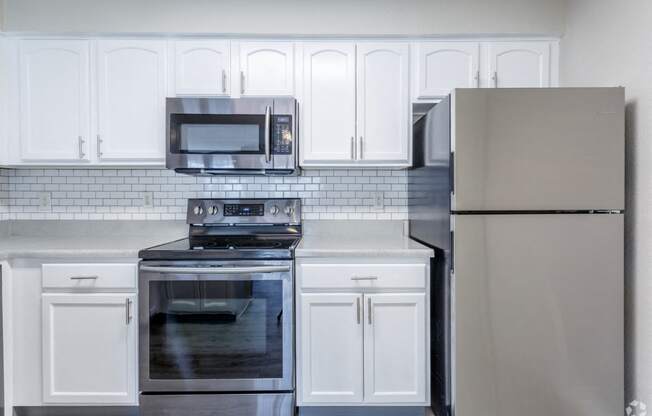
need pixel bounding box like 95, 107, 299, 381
166, 97, 298, 175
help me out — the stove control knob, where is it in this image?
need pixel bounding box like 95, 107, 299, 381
193, 205, 204, 216
284, 205, 294, 216
269, 205, 280, 216
209, 205, 219, 215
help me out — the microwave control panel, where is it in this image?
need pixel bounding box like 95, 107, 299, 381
272, 115, 293, 155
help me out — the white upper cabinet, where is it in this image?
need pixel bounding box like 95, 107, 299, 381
42, 293, 137, 404
356, 43, 409, 164
487, 42, 551, 88
363, 293, 427, 403
173, 40, 230, 96
413, 42, 480, 99
96, 40, 167, 162
301, 43, 357, 164
299, 293, 364, 404
18, 40, 91, 162
238, 42, 294, 96
300, 42, 410, 168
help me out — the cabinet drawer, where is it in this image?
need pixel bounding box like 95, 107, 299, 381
300, 263, 426, 290
42, 263, 137, 290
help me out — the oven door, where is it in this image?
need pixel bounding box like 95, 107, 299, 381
139, 260, 294, 392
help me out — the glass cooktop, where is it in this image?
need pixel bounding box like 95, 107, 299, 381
139, 236, 300, 260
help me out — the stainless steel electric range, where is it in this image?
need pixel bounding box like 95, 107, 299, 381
138, 199, 301, 416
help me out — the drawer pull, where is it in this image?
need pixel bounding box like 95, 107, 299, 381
69, 276, 99, 280
350, 276, 378, 281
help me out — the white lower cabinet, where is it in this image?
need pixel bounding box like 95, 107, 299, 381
300, 293, 364, 403
364, 293, 427, 403
5, 260, 140, 407
297, 259, 430, 407
42, 293, 137, 404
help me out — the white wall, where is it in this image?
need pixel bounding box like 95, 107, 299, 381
3, 0, 566, 35
562, 0, 652, 409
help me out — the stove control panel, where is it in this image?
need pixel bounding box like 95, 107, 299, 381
187, 198, 301, 225
224, 203, 265, 217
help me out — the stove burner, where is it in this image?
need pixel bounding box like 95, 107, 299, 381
190, 237, 290, 251
190, 239, 283, 250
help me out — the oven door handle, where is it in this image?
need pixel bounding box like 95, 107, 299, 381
139, 265, 290, 274
264, 105, 272, 163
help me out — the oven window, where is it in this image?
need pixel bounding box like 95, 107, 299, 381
170, 114, 265, 154
148, 279, 284, 379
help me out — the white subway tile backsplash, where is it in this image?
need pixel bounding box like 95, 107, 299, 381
0, 168, 408, 221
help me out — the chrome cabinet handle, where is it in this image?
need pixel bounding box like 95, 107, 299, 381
350, 137, 355, 160
356, 297, 361, 324
492, 71, 498, 88
222, 69, 227, 94
367, 298, 372, 325
125, 298, 132, 325
240, 71, 245, 94
78, 136, 85, 159
96, 134, 103, 158
350, 276, 378, 281
475, 70, 480, 88
359, 136, 363, 160
140, 265, 291, 274
69, 275, 98, 280
264, 105, 272, 163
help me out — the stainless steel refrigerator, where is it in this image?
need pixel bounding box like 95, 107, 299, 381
408, 88, 624, 416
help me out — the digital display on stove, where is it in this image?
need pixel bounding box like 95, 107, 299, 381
223, 203, 265, 216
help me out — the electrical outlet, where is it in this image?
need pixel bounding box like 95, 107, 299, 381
373, 191, 384, 209
38, 192, 51, 211
142, 192, 154, 208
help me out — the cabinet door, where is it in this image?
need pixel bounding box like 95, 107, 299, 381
487, 42, 551, 88
239, 42, 294, 96
42, 294, 137, 404
414, 42, 480, 99
301, 43, 356, 165
298, 293, 363, 404
174, 40, 230, 96
18, 40, 91, 162
97, 40, 166, 162
356, 43, 409, 164
364, 293, 427, 404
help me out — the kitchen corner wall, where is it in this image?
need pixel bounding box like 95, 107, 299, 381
562, 0, 652, 406
0, 168, 407, 220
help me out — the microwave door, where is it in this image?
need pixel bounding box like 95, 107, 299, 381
166, 97, 297, 174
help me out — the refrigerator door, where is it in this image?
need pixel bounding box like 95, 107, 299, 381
452, 88, 624, 211
452, 213, 623, 416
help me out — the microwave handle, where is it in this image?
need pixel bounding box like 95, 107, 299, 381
264, 105, 272, 163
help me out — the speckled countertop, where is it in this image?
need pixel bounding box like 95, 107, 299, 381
0, 221, 187, 260
0, 220, 434, 261
295, 220, 434, 258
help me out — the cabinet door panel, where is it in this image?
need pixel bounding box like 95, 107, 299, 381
298, 293, 363, 404
415, 42, 479, 98
364, 293, 427, 404
240, 42, 294, 96
97, 40, 166, 162
488, 42, 551, 88
42, 294, 137, 404
174, 40, 229, 96
19, 40, 90, 162
301, 43, 356, 164
357, 43, 409, 163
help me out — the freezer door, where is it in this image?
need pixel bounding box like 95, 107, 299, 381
452, 88, 624, 211
453, 214, 623, 416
